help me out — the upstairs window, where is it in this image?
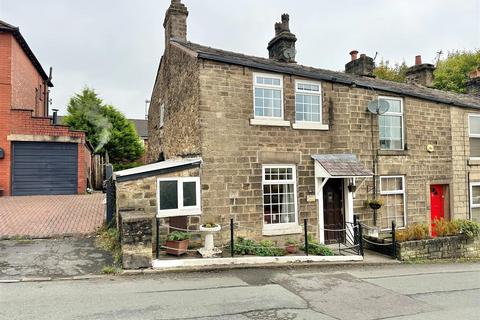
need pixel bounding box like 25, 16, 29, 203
159, 104, 165, 128
253, 73, 283, 119
157, 177, 200, 217
469, 114, 480, 158
295, 81, 322, 123
379, 97, 404, 150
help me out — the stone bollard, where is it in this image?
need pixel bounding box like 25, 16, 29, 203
120, 212, 155, 269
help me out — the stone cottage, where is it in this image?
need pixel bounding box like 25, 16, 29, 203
116, 0, 480, 250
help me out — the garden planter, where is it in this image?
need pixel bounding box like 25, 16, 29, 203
348, 185, 357, 193
165, 239, 189, 256
198, 224, 222, 258
369, 203, 382, 210
286, 244, 298, 254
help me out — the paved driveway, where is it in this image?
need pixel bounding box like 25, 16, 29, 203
0, 193, 105, 239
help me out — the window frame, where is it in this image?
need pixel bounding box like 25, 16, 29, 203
469, 182, 480, 221
294, 80, 323, 124
252, 72, 284, 121
379, 175, 407, 230
261, 164, 299, 232
156, 177, 201, 218
378, 96, 404, 151
468, 114, 480, 160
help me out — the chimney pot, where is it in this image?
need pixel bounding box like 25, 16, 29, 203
349, 50, 358, 61
415, 55, 422, 65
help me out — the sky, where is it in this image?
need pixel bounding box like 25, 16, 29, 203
1, 0, 479, 120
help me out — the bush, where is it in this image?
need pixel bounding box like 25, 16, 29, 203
167, 231, 191, 241
395, 224, 430, 242
457, 220, 480, 239
233, 237, 286, 256
433, 218, 459, 237
301, 235, 334, 256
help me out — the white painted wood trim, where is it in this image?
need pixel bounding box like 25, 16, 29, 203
262, 225, 302, 236
250, 119, 290, 127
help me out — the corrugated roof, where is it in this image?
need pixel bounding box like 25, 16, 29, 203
173, 40, 480, 110
0, 19, 53, 87
115, 158, 202, 182
312, 154, 373, 177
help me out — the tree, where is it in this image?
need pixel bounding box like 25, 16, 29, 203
433, 50, 480, 93
373, 59, 408, 83
63, 88, 144, 165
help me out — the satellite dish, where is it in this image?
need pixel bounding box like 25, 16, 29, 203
367, 99, 390, 115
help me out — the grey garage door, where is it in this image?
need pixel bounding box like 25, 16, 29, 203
12, 142, 78, 196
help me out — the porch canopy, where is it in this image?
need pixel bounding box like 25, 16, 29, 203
312, 154, 373, 196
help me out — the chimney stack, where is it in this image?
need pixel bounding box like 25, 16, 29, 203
467, 68, 480, 96
345, 50, 375, 77
267, 14, 297, 63
406, 55, 435, 87
163, 0, 188, 49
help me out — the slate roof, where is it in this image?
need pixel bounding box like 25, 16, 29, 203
0, 19, 53, 87
173, 40, 480, 110
130, 119, 148, 139
312, 154, 373, 177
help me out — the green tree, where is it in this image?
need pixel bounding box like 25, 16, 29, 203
433, 50, 480, 93
373, 59, 408, 83
63, 88, 144, 165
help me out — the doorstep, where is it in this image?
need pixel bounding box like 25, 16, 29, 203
152, 255, 363, 270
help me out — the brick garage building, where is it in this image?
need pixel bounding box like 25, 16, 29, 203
0, 20, 90, 196
118, 1, 480, 251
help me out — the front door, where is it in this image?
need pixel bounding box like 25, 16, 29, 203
323, 179, 344, 243
430, 184, 445, 237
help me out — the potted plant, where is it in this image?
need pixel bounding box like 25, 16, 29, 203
198, 223, 222, 258
285, 238, 299, 254
165, 231, 191, 256
367, 198, 383, 210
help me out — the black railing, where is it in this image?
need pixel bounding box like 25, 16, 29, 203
360, 220, 397, 259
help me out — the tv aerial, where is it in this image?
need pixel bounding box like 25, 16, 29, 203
367, 99, 390, 115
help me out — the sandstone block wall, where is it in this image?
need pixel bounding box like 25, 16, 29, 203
396, 235, 480, 260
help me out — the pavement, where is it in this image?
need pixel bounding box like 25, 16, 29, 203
0, 262, 478, 319
0, 238, 112, 280
0, 193, 105, 239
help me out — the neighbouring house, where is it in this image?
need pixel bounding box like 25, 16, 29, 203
0, 20, 91, 196
130, 118, 148, 163
115, 1, 480, 250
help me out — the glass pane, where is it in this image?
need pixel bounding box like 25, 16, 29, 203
159, 181, 178, 210
183, 181, 197, 207
472, 186, 480, 205
470, 116, 480, 135
472, 208, 480, 223
470, 138, 480, 157
254, 88, 263, 98
382, 98, 401, 113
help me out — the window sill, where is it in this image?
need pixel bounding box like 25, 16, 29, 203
250, 118, 290, 127
157, 210, 201, 218
292, 122, 329, 130
468, 159, 480, 166
262, 224, 302, 236
377, 150, 409, 157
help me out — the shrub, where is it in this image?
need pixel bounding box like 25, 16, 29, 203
96, 226, 121, 265
433, 218, 459, 237
233, 237, 286, 256
301, 235, 334, 256
395, 224, 429, 242
457, 220, 480, 239
167, 231, 191, 241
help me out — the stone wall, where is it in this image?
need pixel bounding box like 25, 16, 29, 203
396, 235, 480, 261
120, 211, 154, 269
147, 43, 201, 163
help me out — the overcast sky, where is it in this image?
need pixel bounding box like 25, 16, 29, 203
1, 0, 479, 119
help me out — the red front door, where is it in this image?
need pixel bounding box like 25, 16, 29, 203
430, 185, 445, 237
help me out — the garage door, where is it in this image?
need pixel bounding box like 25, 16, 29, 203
12, 142, 78, 196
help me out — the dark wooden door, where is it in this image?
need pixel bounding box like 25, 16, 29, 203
430, 184, 445, 237
323, 179, 344, 243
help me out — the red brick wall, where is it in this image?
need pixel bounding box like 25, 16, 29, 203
11, 34, 47, 117
0, 33, 89, 196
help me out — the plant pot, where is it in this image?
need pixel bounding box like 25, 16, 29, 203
286, 244, 298, 254
165, 239, 189, 256
369, 203, 382, 210
348, 185, 357, 193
